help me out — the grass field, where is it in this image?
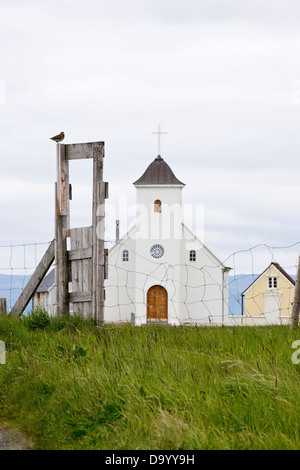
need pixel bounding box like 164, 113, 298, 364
0, 311, 300, 450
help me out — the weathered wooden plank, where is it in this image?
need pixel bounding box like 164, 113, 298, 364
10, 240, 55, 317
56, 145, 70, 216
68, 248, 92, 261
70, 227, 92, 314
0, 298, 7, 313
70, 228, 81, 313
104, 249, 108, 280
105, 181, 109, 199
83, 228, 92, 294
116, 220, 120, 242
55, 216, 69, 314
69, 291, 92, 303
92, 148, 106, 324
55, 147, 70, 315
65, 142, 104, 161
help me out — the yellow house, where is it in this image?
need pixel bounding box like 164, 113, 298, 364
241, 262, 295, 325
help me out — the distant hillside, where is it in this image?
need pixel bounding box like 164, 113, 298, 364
228, 274, 259, 316
0, 274, 32, 313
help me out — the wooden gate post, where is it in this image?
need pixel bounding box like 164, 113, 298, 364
55, 144, 70, 315
92, 146, 106, 324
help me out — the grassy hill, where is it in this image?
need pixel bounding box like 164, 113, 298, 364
0, 312, 300, 450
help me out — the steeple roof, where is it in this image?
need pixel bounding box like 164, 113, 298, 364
133, 155, 185, 186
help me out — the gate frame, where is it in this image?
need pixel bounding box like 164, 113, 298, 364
10, 140, 108, 323
55, 141, 107, 324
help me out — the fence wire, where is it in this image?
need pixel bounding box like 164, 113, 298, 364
0, 241, 53, 313
0, 239, 299, 325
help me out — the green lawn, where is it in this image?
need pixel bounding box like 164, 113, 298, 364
0, 311, 300, 449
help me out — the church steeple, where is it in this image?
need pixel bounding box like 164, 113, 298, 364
133, 156, 185, 186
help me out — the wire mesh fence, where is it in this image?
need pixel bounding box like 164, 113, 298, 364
0, 241, 53, 313
0, 239, 299, 326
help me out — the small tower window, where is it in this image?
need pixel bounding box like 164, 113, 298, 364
123, 250, 129, 262
154, 199, 162, 213
190, 250, 196, 262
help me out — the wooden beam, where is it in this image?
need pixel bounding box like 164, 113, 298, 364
92, 145, 105, 324
68, 248, 92, 261
10, 240, 55, 317
69, 291, 92, 303
105, 181, 109, 199
55, 144, 70, 315
56, 144, 70, 216
65, 142, 104, 160
104, 249, 108, 280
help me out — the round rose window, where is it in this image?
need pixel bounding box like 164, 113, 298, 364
150, 244, 164, 259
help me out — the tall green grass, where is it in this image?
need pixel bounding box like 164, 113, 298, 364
1, 311, 300, 449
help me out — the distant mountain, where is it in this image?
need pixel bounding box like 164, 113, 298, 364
228, 274, 259, 316
0, 274, 32, 313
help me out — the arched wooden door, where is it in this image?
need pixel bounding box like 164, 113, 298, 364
147, 285, 168, 322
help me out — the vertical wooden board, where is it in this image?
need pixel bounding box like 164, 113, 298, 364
70, 226, 92, 315
70, 228, 81, 313
92, 152, 105, 324
70, 228, 79, 286
55, 145, 70, 315
57, 145, 70, 217
82, 233, 91, 293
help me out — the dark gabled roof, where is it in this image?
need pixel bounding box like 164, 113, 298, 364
133, 155, 185, 186
35, 268, 55, 293
272, 262, 296, 286
241, 262, 295, 296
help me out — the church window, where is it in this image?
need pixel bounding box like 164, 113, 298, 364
154, 199, 162, 213
150, 244, 164, 259
123, 250, 129, 262
190, 250, 196, 262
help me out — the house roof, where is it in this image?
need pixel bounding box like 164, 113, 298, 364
241, 262, 295, 296
133, 155, 185, 186
35, 268, 55, 293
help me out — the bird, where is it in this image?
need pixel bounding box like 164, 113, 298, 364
50, 131, 65, 143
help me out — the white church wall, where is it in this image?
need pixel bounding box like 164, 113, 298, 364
177, 226, 228, 325
104, 233, 136, 323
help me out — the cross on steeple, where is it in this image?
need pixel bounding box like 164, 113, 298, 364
152, 124, 168, 156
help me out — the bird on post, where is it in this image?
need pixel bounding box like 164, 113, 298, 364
50, 131, 65, 143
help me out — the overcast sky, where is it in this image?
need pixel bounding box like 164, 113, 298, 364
1, 0, 300, 274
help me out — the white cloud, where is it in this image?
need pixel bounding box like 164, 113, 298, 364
1, 0, 300, 274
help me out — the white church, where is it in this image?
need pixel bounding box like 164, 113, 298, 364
104, 154, 231, 326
